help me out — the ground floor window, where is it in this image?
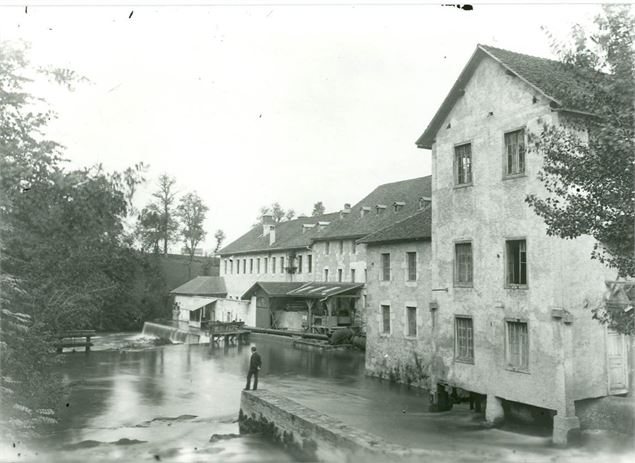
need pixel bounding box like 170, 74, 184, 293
407, 306, 417, 337
381, 305, 390, 333
506, 320, 529, 371
455, 316, 474, 363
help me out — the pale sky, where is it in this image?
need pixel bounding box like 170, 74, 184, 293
0, 3, 601, 251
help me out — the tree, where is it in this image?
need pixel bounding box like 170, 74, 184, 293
135, 205, 163, 253
0, 41, 168, 440
256, 202, 295, 224
149, 174, 179, 255
312, 201, 325, 216
526, 5, 634, 334
176, 192, 209, 271
214, 229, 226, 253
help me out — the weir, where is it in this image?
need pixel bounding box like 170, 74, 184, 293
141, 321, 206, 344
238, 390, 474, 463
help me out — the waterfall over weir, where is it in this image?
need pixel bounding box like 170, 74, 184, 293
141, 321, 204, 344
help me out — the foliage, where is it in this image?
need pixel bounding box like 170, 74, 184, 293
526, 6, 634, 333
311, 201, 325, 216
256, 202, 296, 224
147, 174, 179, 255
214, 229, 226, 253
0, 41, 168, 439
176, 191, 209, 267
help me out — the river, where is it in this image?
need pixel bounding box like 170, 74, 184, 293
2, 332, 633, 462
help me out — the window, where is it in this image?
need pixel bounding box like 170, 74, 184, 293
339, 240, 344, 254
224, 260, 227, 274
264, 258, 268, 274
280, 257, 285, 274
455, 143, 472, 186
338, 269, 342, 282
257, 258, 260, 274
454, 242, 473, 286
407, 306, 417, 337
352, 241, 357, 254
324, 268, 329, 282
230, 260, 234, 274
243, 259, 247, 274
250, 259, 253, 274
308, 255, 313, 273
364, 269, 368, 282
381, 305, 390, 333
506, 239, 527, 286
505, 129, 525, 176
298, 255, 303, 273
381, 253, 390, 281
455, 316, 474, 362
407, 252, 417, 281
272, 257, 276, 273
325, 241, 330, 255
351, 269, 356, 283
506, 320, 529, 371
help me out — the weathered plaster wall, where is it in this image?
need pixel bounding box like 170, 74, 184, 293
364, 241, 432, 387
215, 298, 253, 326
221, 249, 317, 299
429, 55, 615, 413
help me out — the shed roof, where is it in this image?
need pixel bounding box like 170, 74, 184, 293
241, 281, 364, 300
170, 276, 227, 296
358, 206, 432, 245
241, 282, 306, 299
416, 44, 603, 150
311, 176, 432, 241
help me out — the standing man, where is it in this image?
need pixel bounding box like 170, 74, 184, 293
244, 346, 262, 391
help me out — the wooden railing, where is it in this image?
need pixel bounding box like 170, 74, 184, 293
207, 321, 245, 334
55, 330, 96, 353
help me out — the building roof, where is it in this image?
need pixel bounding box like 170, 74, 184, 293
241, 282, 306, 299
170, 276, 227, 296
311, 176, 431, 241
218, 212, 340, 256
416, 44, 602, 149
241, 281, 364, 300
286, 282, 364, 299
358, 206, 432, 245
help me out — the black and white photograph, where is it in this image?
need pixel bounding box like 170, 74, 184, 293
0, 2, 633, 462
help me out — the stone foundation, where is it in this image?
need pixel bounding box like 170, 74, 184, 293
238, 389, 479, 462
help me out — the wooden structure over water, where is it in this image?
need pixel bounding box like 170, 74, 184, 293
207, 321, 249, 346
55, 330, 95, 353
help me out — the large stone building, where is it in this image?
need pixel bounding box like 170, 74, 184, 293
360, 208, 433, 387
218, 176, 431, 331
410, 44, 627, 444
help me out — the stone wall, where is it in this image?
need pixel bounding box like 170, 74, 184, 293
221, 250, 317, 299
428, 54, 616, 417
364, 240, 432, 388
238, 389, 471, 462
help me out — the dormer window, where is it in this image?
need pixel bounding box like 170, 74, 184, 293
376, 205, 387, 214
393, 201, 405, 212
418, 196, 431, 210
361, 206, 371, 217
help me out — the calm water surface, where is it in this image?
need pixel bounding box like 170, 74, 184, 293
2, 332, 633, 462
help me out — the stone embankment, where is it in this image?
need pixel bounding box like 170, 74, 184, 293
238, 389, 479, 462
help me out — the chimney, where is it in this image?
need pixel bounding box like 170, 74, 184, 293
269, 226, 276, 245
339, 203, 352, 219
262, 214, 274, 236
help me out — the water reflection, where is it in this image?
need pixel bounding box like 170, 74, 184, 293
3, 333, 632, 463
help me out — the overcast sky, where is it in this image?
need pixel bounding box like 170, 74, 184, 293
0, 4, 600, 251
